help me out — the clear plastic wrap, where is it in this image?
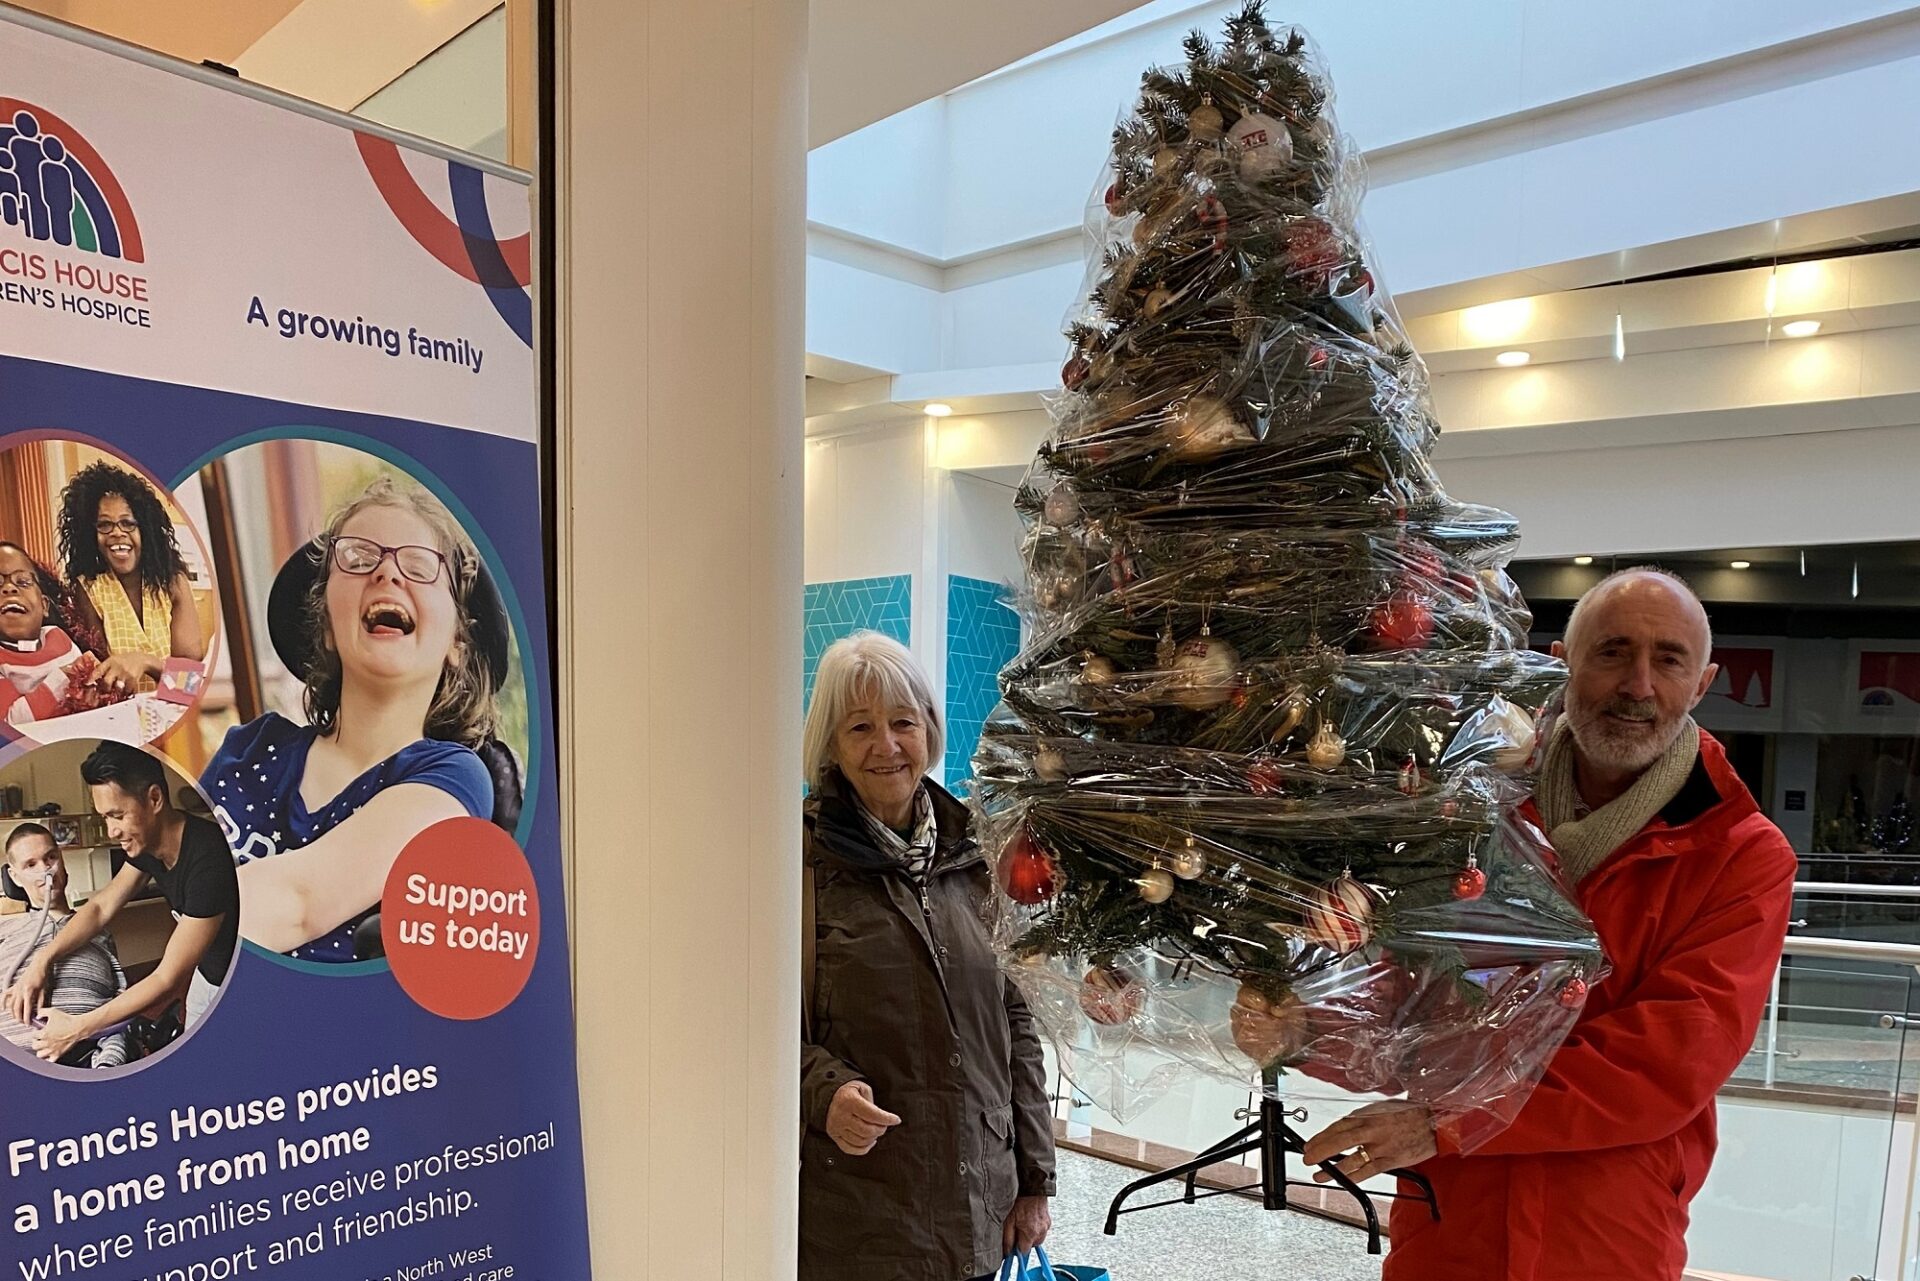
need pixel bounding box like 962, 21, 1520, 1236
972, 4, 1605, 1148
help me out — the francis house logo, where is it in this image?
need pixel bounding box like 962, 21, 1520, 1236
0, 100, 143, 260
0, 97, 152, 330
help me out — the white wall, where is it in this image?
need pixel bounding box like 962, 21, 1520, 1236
804, 420, 949, 686
1435, 423, 1920, 560
947, 472, 1023, 588
808, 98, 949, 258
804, 423, 928, 583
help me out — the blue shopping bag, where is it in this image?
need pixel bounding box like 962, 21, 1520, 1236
999, 1246, 1110, 1281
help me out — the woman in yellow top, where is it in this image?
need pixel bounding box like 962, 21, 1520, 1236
56, 461, 205, 694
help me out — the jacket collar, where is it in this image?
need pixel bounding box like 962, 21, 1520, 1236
1656, 750, 1728, 829
1608, 730, 1757, 865
805, 768, 978, 873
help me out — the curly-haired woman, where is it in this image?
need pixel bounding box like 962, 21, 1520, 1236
56, 460, 204, 695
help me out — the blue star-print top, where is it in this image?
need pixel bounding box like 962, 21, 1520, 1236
202, 712, 493, 963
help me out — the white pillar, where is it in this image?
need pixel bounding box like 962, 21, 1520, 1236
555, 0, 805, 1275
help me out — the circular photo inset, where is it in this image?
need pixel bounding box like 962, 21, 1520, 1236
175, 438, 529, 969
0, 435, 221, 753
0, 737, 238, 1078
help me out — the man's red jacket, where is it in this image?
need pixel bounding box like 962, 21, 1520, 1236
1384, 731, 1797, 1280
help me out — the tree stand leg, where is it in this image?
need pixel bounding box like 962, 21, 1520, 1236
1103, 1074, 1440, 1254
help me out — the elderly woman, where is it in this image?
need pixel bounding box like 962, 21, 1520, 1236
801, 631, 1055, 1281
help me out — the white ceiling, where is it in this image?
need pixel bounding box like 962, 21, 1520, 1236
807, 0, 1154, 146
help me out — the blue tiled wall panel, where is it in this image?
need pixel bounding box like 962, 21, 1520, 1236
946, 575, 1021, 791
803, 575, 914, 712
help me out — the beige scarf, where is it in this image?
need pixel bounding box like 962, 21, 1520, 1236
1537, 717, 1701, 885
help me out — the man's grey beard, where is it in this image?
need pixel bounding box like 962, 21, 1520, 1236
1566, 695, 1689, 775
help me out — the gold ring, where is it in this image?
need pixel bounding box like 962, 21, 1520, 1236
1350, 1145, 1370, 1168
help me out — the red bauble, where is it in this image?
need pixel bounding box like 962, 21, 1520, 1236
1062, 353, 1091, 389
1306, 345, 1331, 371
1079, 966, 1145, 1025
998, 828, 1059, 905
1558, 977, 1589, 1009
1403, 543, 1445, 586
1398, 756, 1421, 796
1104, 182, 1127, 217
1284, 217, 1342, 287
1371, 593, 1434, 650
1452, 863, 1486, 901
1247, 759, 1288, 796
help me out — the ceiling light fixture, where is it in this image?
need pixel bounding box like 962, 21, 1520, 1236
1461, 297, 1535, 345
1853, 562, 1860, 599
1573, 556, 1594, 566
923, 402, 953, 417
1730, 560, 1751, 570
1613, 314, 1626, 362
1781, 319, 1821, 338
1495, 350, 1531, 368
1799, 550, 1806, 576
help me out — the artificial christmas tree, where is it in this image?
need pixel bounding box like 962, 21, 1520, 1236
971, 5, 1605, 1213
1877, 792, 1914, 856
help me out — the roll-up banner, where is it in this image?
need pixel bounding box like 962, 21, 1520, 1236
0, 10, 592, 1279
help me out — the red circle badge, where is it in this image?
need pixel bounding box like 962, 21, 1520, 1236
382, 817, 540, 1019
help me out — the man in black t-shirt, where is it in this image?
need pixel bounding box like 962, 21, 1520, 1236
2, 741, 238, 1060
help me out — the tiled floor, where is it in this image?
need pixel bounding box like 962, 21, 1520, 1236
1043, 1148, 1389, 1281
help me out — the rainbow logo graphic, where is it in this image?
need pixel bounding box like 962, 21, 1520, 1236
357, 133, 531, 347
0, 99, 143, 262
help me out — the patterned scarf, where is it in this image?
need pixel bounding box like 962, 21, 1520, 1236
1537, 717, 1701, 886
855, 783, 939, 883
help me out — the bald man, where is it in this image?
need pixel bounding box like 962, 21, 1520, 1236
1299, 568, 1796, 1280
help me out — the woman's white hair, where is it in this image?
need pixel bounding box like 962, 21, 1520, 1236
803, 630, 944, 791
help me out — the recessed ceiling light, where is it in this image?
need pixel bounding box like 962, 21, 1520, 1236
1781, 320, 1821, 338
923, 402, 953, 417
1495, 350, 1532, 367
1730, 560, 1751, 570
1573, 556, 1594, 566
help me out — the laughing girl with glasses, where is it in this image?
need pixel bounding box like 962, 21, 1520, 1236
200, 477, 502, 962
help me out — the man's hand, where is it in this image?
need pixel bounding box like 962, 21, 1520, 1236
32, 1008, 84, 1062
825, 1080, 901, 1156
4, 958, 47, 1026
1302, 1101, 1437, 1185
1001, 1194, 1051, 1256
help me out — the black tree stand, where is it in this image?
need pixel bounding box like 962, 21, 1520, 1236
1102, 1069, 1439, 1255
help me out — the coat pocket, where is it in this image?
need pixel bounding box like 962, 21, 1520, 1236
981, 1104, 1018, 1219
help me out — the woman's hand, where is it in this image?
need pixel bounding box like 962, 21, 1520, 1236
1001, 1195, 1051, 1255
825, 1080, 900, 1156
89, 652, 158, 693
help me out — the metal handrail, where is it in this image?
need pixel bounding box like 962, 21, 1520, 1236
1780, 936, 1920, 968
1795, 881, 1920, 899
